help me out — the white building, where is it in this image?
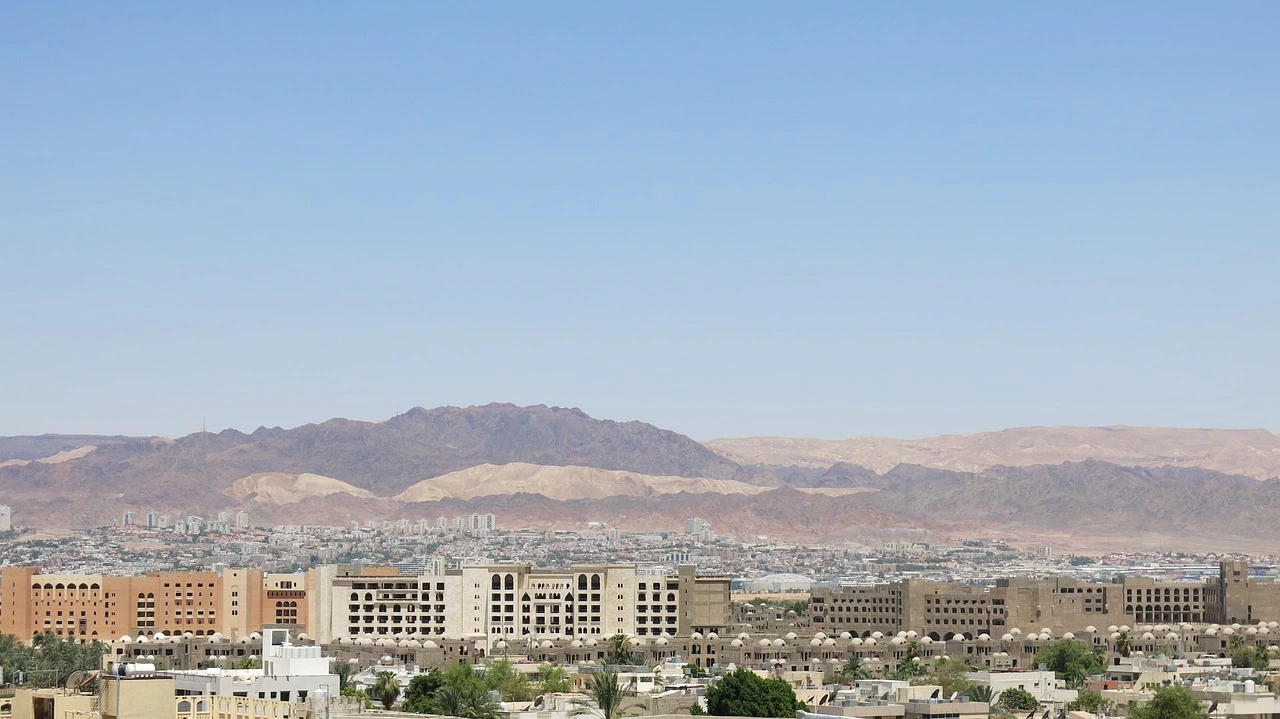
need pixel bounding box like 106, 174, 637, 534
0, 504, 10, 532
164, 628, 337, 704
970, 670, 1076, 705
684, 518, 711, 535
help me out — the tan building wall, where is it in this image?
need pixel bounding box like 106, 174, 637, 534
678, 565, 731, 635
101, 676, 179, 719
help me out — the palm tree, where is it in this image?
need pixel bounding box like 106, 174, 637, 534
1114, 631, 1132, 658
967, 685, 993, 703
372, 670, 401, 710
331, 661, 353, 692
840, 655, 870, 681
605, 634, 641, 666
435, 683, 501, 719
572, 668, 640, 719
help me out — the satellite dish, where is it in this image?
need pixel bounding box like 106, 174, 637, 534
931, 689, 941, 699
950, 692, 958, 701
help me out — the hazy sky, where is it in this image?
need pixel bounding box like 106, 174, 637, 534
2, 3, 1277, 440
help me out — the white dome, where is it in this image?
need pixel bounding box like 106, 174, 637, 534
1142, 632, 1155, 641
1037, 632, 1051, 641
920, 637, 933, 645
1166, 633, 1180, 641
1222, 628, 1236, 636
1063, 632, 1075, 640
297, 633, 309, 641
758, 638, 772, 647
772, 638, 785, 647
570, 639, 584, 647
152, 632, 166, 640
1025, 633, 1038, 642
119, 636, 132, 644
824, 638, 836, 646
815, 632, 827, 639
207, 635, 220, 644
850, 637, 864, 646
1108, 625, 1120, 633
136, 636, 149, 644
1010, 628, 1022, 636
356, 637, 374, 646
1111, 632, 1122, 639
864, 638, 877, 646
1260, 627, 1271, 635
424, 640, 439, 649
1085, 626, 1097, 633
1247, 628, 1259, 635
1001, 634, 1014, 641
978, 633, 991, 641
1141, 625, 1153, 633
828, 657, 841, 664
183, 632, 193, 639
953, 635, 968, 642
738, 632, 751, 640
1119, 625, 1131, 632
809, 638, 822, 646
398, 639, 412, 647
1206, 629, 1219, 636
1040, 628, 1053, 635
785, 632, 798, 640
540, 640, 554, 649
1210, 624, 1221, 629
337, 637, 351, 645
906, 630, 918, 639
896, 631, 908, 638
731, 639, 744, 647
655, 636, 669, 646
840, 632, 852, 639
691, 632, 703, 640
587, 638, 599, 646
1232, 623, 1242, 630
1269, 622, 1279, 629
891, 637, 906, 645
871, 631, 884, 639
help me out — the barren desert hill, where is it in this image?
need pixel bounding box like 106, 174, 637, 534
704, 426, 1280, 480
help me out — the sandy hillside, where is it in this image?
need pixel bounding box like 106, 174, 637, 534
226, 472, 378, 505
706, 426, 1280, 479
394, 462, 771, 502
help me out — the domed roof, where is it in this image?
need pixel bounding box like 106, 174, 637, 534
691, 632, 703, 640
337, 637, 351, 645
540, 640, 554, 648
731, 639, 744, 647
1206, 629, 1219, 636
1118, 625, 1130, 632
183, 632, 194, 639
896, 631, 908, 638
707, 632, 719, 640
152, 632, 167, 640
920, 637, 933, 644
759, 638, 772, 647
1141, 625, 1153, 633
772, 638, 785, 647
815, 631, 827, 639
1040, 628, 1052, 635
136, 635, 149, 643
787, 610, 798, 617
863, 638, 877, 646
850, 637, 864, 646
1107, 626, 1120, 633
655, 636, 670, 645
297, 633, 309, 641
809, 638, 822, 646
1111, 632, 1122, 639
1063, 632, 1075, 640
1222, 627, 1236, 636
586, 638, 599, 646
1002, 634, 1014, 641
840, 632, 852, 639
356, 637, 374, 646
399, 639, 412, 647
785, 632, 797, 640
871, 631, 884, 639
906, 630, 918, 639
891, 637, 905, 645
1232, 623, 1242, 630
1025, 633, 1038, 642
824, 638, 836, 646
1141, 632, 1155, 641
1085, 626, 1097, 633
1248, 627, 1259, 635
1166, 633, 1179, 641
978, 633, 991, 641
571, 639, 584, 647
1037, 633, 1050, 641
738, 632, 751, 640
1010, 628, 1022, 636
119, 635, 132, 643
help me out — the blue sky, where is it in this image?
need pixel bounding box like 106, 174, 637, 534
1, 2, 1277, 440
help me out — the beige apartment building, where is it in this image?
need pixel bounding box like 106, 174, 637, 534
810, 562, 1274, 638
314, 563, 732, 646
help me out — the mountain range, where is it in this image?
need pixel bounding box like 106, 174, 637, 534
2, 403, 1277, 552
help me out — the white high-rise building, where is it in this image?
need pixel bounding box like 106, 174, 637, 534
122, 511, 137, 526
0, 504, 11, 532
235, 510, 250, 529
684, 517, 711, 535
469, 513, 496, 534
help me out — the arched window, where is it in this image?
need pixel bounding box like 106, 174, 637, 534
276, 601, 283, 608
492, 575, 502, 590
578, 575, 588, 590
505, 574, 514, 591
591, 575, 601, 591
196, 700, 208, 712
56, 583, 65, 590
365, 593, 373, 601
178, 700, 192, 713
667, 593, 676, 602
350, 593, 359, 601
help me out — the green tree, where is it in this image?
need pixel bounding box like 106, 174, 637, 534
573, 668, 639, 719
538, 663, 574, 694
1128, 686, 1207, 719
705, 668, 804, 717
1230, 646, 1270, 671
996, 687, 1039, 711
484, 658, 535, 702
833, 655, 871, 684
434, 684, 500, 719
403, 671, 445, 713
686, 663, 709, 679
966, 685, 993, 703
891, 657, 926, 681
1037, 640, 1105, 688
914, 658, 977, 697
605, 634, 643, 666
1114, 631, 1132, 658
330, 661, 354, 692
1069, 690, 1110, 714
373, 670, 401, 710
